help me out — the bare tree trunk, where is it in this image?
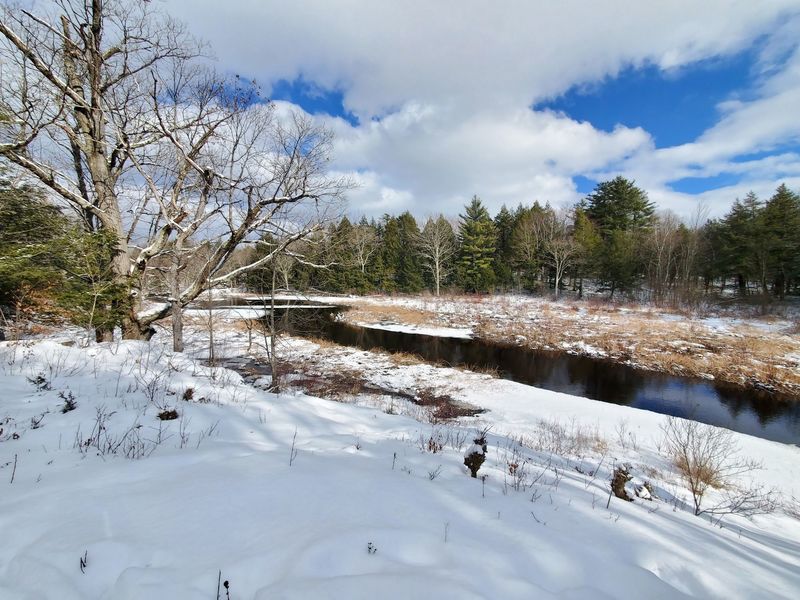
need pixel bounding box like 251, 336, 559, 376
207, 283, 215, 366
269, 267, 280, 391
171, 248, 184, 352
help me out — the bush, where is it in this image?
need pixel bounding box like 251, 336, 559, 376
660, 417, 776, 518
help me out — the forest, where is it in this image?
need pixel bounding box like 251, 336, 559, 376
3, 172, 798, 336
244, 177, 800, 304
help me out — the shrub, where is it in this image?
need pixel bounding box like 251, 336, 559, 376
660, 416, 776, 518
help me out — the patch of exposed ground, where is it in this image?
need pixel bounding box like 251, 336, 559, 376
255, 337, 485, 422
334, 295, 800, 397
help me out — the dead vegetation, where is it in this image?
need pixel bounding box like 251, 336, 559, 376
278, 345, 482, 422
337, 296, 800, 397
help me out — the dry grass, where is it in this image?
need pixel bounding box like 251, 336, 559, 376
389, 351, 426, 366
305, 336, 342, 350
458, 362, 501, 377
288, 371, 367, 400
338, 295, 800, 397
519, 417, 609, 457
347, 304, 438, 327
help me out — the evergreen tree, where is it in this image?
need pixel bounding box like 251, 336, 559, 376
326, 217, 358, 292
52, 229, 130, 334
457, 196, 496, 292
583, 177, 654, 297
510, 201, 549, 291
584, 176, 655, 235
493, 205, 515, 290
0, 176, 127, 332
0, 179, 67, 309
763, 184, 800, 298
571, 207, 601, 297
382, 212, 424, 292
719, 192, 765, 294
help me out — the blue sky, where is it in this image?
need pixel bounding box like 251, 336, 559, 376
270, 78, 359, 127
543, 53, 757, 196
171, 1, 800, 218
540, 52, 758, 150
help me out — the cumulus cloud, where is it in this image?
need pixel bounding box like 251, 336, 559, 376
165, 0, 800, 219
322, 104, 649, 216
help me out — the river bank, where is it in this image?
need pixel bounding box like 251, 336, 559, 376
316, 294, 800, 398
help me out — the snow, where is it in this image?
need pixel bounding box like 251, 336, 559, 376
184, 307, 267, 320
354, 321, 474, 339
560, 340, 607, 357
2, 332, 800, 599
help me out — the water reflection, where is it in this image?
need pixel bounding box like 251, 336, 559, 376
221, 301, 800, 444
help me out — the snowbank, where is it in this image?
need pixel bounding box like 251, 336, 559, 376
1, 336, 799, 599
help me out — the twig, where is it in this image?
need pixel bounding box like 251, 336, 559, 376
289, 427, 298, 466
10, 453, 17, 484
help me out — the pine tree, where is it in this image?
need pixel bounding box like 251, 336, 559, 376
571, 207, 601, 297
493, 205, 515, 290
763, 184, 800, 298
583, 177, 654, 297
584, 176, 655, 235
510, 202, 549, 291
457, 196, 496, 292
0, 175, 128, 334
382, 213, 424, 293
719, 192, 765, 295
0, 178, 68, 310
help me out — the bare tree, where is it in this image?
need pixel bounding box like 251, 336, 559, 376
511, 208, 549, 287
541, 209, 578, 298
678, 199, 709, 299
351, 222, 378, 275
0, 0, 347, 341
415, 215, 456, 296
647, 211, 682, 303
272, 253, 295, 291
660, 417, 776, 518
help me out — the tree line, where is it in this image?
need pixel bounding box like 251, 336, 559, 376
245, 176, 800, 303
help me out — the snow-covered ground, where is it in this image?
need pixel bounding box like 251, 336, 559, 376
351, 320, 474, 339
2, 327, 800, 599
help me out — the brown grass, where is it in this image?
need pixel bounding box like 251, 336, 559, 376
389, 351, 426, 366
338, 295, 800, 397
305, 336, 343, 350
347, 304, 437, 327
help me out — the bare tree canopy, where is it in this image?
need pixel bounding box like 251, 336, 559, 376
415, 215, 456, 296
0, 0, 348, 339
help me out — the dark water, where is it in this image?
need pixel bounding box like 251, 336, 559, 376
214, 300, 800, 444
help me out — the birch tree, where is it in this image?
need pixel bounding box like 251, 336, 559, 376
541, 209, 578, 298
351, 222, 378, 275
415, 214, 456, 296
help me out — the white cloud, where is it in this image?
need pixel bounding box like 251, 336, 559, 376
323, 104, 649, 216
649, 176, 800, 219
164, 1, 800, 219
168, 1, 796, 114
